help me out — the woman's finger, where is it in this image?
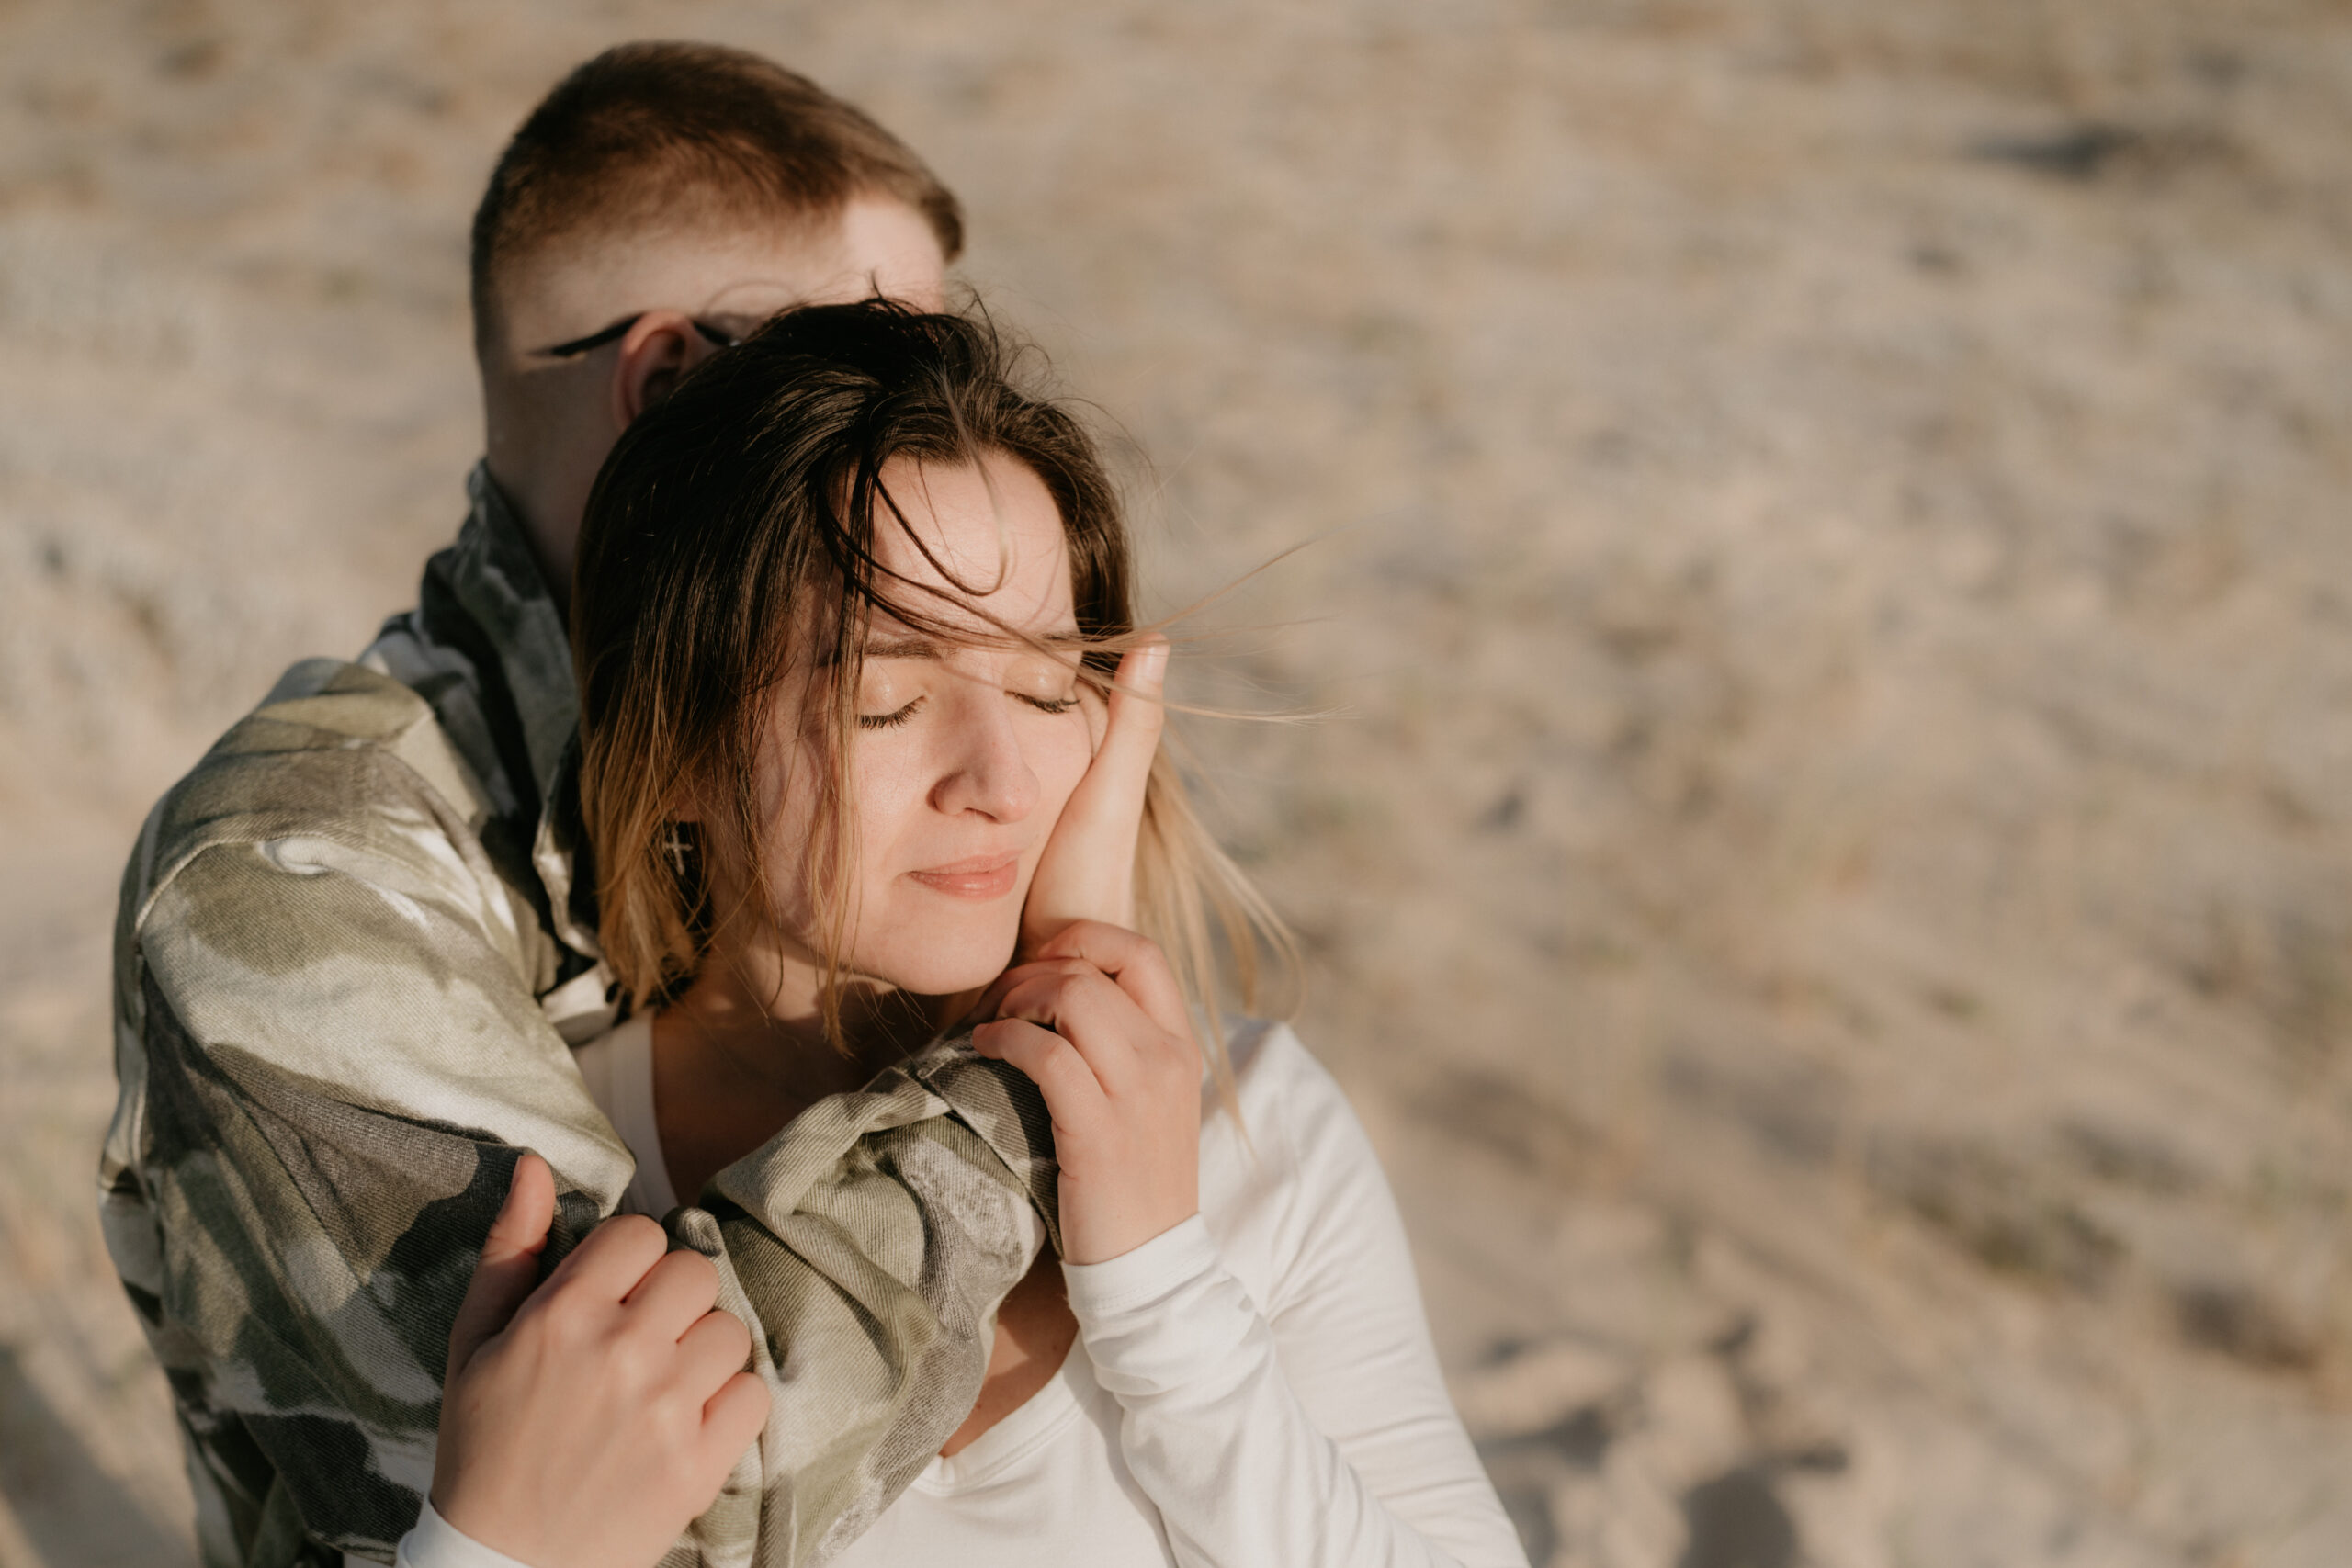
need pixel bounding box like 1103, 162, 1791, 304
695, 1371, 773, 1485
973, 1016, 1114, 1116
1092, 639, 1170, 802
1032, 921, 1186, 1023
534, 1212, 671, 1308
445, 1151, 556, 1380
674, 1306, 753, 1396
621, 1247, 721, 1342
1031, 920, 1192, 1039
990, 969, 1152, 1095
969, 955, 1093, 1024
1020, 639, 1168, 951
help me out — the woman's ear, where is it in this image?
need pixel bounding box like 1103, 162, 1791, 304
609, 310, 707, 432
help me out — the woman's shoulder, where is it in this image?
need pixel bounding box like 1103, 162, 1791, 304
1212, 1018, 1387, 1196
1224, 1017, 1348, 1121
1204, 1019, 1408, 1320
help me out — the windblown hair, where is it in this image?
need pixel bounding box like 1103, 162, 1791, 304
571, 300, 1290, 1089
470, 41, 963, 356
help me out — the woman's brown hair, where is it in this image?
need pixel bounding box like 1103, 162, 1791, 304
571, 299, 1290, 1089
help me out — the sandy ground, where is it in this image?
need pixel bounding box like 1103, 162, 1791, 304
4, 2, 2351, 1564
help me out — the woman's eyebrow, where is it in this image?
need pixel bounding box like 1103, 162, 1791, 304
862, 634, 941, 660
862, 628, 1090, 659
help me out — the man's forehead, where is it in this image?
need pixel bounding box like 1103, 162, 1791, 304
494, 203, 938, 355
496, 229, 820, 344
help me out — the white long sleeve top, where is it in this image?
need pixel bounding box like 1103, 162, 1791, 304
393, 1017, 1528, 1568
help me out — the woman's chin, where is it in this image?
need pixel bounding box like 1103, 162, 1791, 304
855, 931, 1020, 1003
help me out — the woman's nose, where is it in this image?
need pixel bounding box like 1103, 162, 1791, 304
929, 690, 1040, 823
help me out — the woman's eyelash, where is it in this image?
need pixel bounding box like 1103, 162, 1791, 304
859, 692, 1078, 728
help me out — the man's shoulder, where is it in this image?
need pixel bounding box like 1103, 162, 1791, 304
128, 656, 494, 921
217, 654, 446, 761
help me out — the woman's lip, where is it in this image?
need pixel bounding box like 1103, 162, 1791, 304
906, 854, 1021, 900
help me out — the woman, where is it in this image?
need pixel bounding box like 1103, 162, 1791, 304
412, 301, 1528, 1568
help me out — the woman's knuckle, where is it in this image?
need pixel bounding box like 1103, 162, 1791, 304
661, 1379, 706, 1429
599, 1214, 667, 1270
706, 1307, 752, 1356
668, 1247, 720, 1295
978, 1018, 1031, 1055
615, 1329, 671, 1388
594, 1213, 646, 1249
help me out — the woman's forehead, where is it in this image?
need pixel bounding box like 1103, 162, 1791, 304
869, 453, 1073, 631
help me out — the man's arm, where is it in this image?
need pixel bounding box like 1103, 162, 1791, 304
117, 784, 632, 1561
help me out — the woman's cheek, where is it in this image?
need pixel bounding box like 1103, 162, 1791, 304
1035, 717, 1095, 822
849, 739, 939, 857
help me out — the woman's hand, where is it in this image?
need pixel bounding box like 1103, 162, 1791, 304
1020, 641, 1168, 953
431, 1154, 770, 1568
973, 920, 1202, 1265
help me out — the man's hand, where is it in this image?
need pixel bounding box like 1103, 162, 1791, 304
1021, 641, 1168, 953
973, 922, 1203, 1265
431, 1155, 770, 1568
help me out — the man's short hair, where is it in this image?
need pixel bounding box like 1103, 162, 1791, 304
469, 41, 964, 356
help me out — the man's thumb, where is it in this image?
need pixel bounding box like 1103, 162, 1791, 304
445, 1151, 556, 1382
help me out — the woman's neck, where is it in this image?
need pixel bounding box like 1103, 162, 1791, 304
643, 931, 978, 1201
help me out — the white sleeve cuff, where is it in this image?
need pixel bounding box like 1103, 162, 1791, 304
392, 1499, 541, 1568
1061, 1213, 1219, 1318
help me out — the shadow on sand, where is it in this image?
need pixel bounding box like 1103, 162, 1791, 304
0, 1340, 192, 1568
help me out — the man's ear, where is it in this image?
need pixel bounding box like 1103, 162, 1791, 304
610, 310, 707, 432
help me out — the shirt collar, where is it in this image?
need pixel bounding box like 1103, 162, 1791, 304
447, 461, 580, 812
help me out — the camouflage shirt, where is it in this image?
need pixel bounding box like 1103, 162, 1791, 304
100, 467, 1059, 1568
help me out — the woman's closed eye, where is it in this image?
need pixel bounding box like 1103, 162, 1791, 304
1005, 648, 1084, 716
857, 687, 1080, 729
859, 696, 924, 730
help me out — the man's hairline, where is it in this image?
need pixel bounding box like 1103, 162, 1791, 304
473, 188, 940, 369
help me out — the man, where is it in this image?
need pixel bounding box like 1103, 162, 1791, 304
101, 43, 1068, 1568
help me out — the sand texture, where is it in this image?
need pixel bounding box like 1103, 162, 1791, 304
3, 2, 2350, 1564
